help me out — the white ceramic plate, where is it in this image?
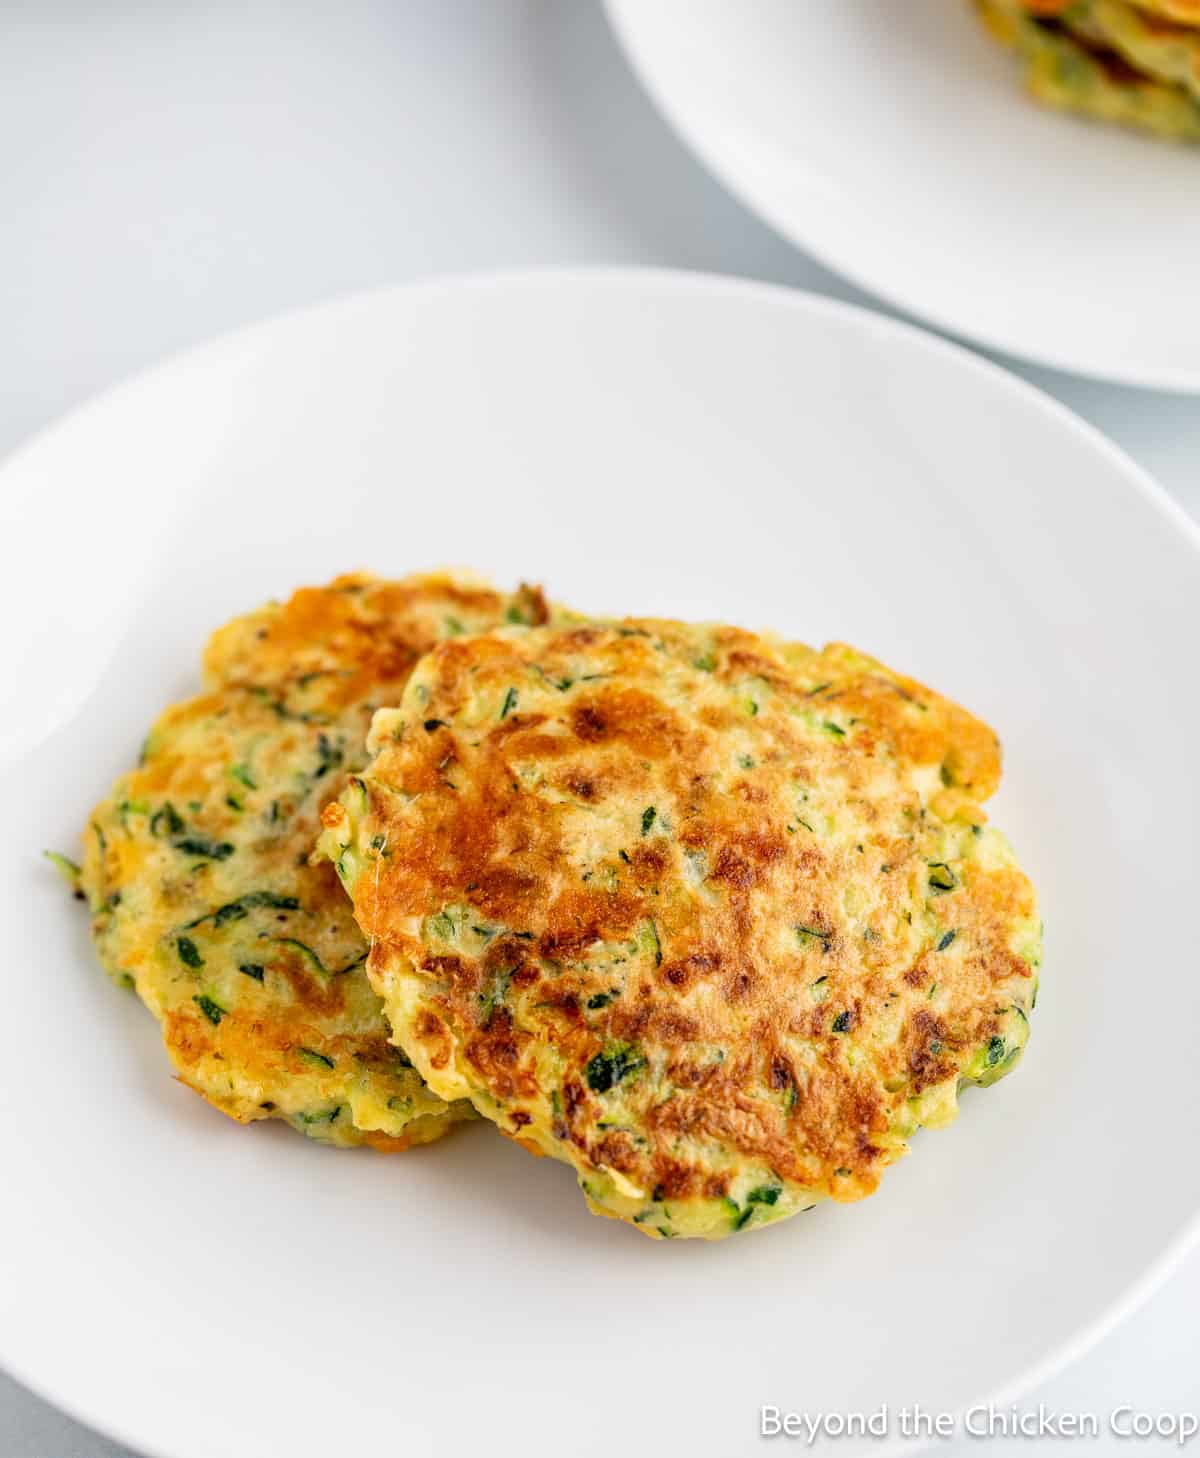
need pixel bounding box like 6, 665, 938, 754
2, 271, 1198, 1458
607, 0, 1200, 391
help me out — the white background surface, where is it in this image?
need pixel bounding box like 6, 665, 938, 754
0, 4, 1195, 1456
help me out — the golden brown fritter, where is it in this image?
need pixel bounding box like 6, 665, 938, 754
978, 0, 1200, 138
1024, 0, 1200, 24
80, 572, 556, 1148
1051, 0, 1200, 100
319, 621, 1041, 1234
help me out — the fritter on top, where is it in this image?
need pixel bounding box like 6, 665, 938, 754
80, 572, 558, 1149
318, 621, 1041, 1236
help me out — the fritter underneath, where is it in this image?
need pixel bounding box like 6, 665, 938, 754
977, 0, 1200, 138
80, 572, 555, 1148
318, 622, 1041, 1237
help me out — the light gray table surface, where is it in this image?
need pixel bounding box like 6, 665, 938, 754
2, 5, 1196, 1456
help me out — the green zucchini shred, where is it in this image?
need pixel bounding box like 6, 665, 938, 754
273, 938, 329, 975
643, 919, 662, 968
585, 1043, 645, 1093
174, 836, 235, 861
927, 862, 957, 895
298, 1105, 342, 1125
193, 993, 225, 1025
43, 849, 81, 890
150, 802, 185, 838
176, 936, 204, 969
313, 732, 343, 779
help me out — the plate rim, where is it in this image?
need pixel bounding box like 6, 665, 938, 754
4, 265, 1199, 1458
604, 0, 1200, 395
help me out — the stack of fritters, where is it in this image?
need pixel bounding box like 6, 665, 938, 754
70, 572, 1041, 1240
977, 0, 1200, 140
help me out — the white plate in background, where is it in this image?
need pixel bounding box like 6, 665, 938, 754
2, 271, 1198, 1458
607, 0, 1200, 390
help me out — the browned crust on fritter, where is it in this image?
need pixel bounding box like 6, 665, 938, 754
203, 571, 550, 707
332, 621, 1037, 1221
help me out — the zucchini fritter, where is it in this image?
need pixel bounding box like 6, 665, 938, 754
1053, 0, 1200, 101
978, 0, 1200, 138
80, 572, 555, 1148
318, 622, 1041, 1235
1024, 0, 1200, 25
